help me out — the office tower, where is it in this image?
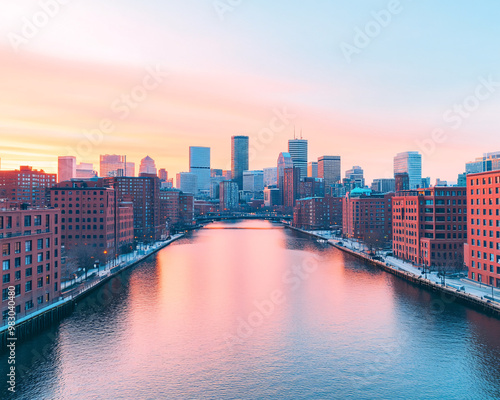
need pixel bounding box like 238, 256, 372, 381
342, 189, 394, 243
318, 156, 341, 190
76, 163, 97, 179
158, 169, 168, 182
277, 152, 293, 189
465, 151, 500, 174
394, 151, 422, 189
243, 170, 264, 193
58, 156, 76, 183
393, 187, 467, 268
176, 172, 198, 195
395, 173, 410, 191
288, 139, 308, 179
465, 171, 500, 287
211, 169, 223, 177
0, 208, 61, 320
283, 167, 300, 208
189, 146, 211, 192
100, 155, 135, 177
421, 177, 431, 189
345, 166, 365, 188
370, 178, 396, 193
0, 166, 57, 207
264, 188, 281, 207
222, 170, 232, 180
263, 167, 278, 187
231, 136, 249, 190
139, 156, 157, 176
219, 181, 239, 210
308, 162, 318, 178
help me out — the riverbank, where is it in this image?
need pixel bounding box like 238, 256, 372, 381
287, 226, 500, 318
0, 234, 184, 347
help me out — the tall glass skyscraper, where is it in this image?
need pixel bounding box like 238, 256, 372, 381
231, 136, 249, 190
189, 146, 211, 193
288, 139, 308, 179
393, 151, 422, 189
318, 156, 341, 189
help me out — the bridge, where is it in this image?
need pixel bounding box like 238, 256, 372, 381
196, 212, 292, 224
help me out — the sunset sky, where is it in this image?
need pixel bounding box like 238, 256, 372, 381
1, 0, 500, 184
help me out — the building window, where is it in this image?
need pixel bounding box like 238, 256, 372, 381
2, 260, 10, 271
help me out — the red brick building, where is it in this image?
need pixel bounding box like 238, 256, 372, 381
392, 187, 467, 269
283, 167, 300, 209
0, 166, 57, 207
293, 196, 343, 230
1, 208, 61, 321
342, 189, 393, 244
465, 171, 500, 287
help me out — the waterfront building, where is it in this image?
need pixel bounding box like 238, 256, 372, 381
189, 146, 211, 193
394, 151, 422, 189
288, 139, 308, 179
392, 187, 467, 269
308, 161, 318, 179
219, 181, 239, 211
100, 155, 135, 177
0, 207, 61, 320
58, 156, 76, 183
0, 166, 56, 207
139, 156, 157, 176
465, 171, 500, 288
342, 188, 393, 244
264, 187, 280, 207
318, 156, 341, 192
231, 136, 249, 190
293, 196, 343, 231
465, 151, 500, 174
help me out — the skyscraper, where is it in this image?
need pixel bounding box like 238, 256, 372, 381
307, 162, 318, 178
394, 151, 422, 189
263, 167, 278, 187
58, 156, 76, 183
158, 169, 168, 182
139, 156, 157, 176
345, 166, 365, 189
318, 156, 341, 190
231, 136, 249, 190
100, 155, 135, 177
176, 172, 198, 195
277, 152, 293, 190
288, 139, 308, 179
189, 146, 211, 192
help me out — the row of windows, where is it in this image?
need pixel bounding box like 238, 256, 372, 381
1, 278, 56, 299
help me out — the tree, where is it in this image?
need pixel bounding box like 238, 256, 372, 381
63, 245, 102, 280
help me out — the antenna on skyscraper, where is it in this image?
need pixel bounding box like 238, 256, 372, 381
300, 128, 303, 139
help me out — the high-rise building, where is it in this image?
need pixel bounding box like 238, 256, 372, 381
277, 153, 293, 189
465, 151, 500, 174
58, 156, 76, 183
76, 163, 97, 179
393, 187, 467, 268
0, 208, 61, 320
318, 156, 341, 190
100, 155, 135, 177
283, 167, 300, 209
176, 172, 198, 195
158, 169, 168, 182
370, 178, 395, 193
219, 181, 239, 211
345, 166, 365, 189
263, 167, 277, 187
394, 151, 422, 189
139, 156, 157, 176
0, 166, 56, 207
243, 170, 264, 193
288, 139, 308, 179
308, 162, 318, 178
231, 136, 249, 190
189, 146, 211, 193
421, 177, 431, 189
465, 171, 500, 288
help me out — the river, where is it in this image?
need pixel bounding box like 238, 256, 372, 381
2, 220, 500, 399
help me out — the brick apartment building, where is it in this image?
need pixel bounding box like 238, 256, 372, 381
0, 166, 57, 207
465, 171, 500, 287
392, 187, 467, 270
1, 207, 61, 321
342, 189, 393, 245
293, 196, 342, 231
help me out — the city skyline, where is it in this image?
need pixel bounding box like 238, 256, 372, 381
2, 2, 500, 183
